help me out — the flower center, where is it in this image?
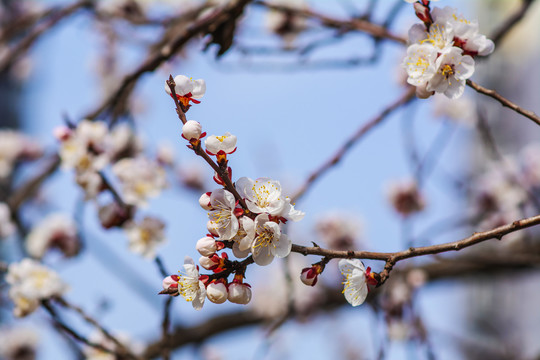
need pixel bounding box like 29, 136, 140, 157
441, 64, 454, 78
178, 276, 198, 302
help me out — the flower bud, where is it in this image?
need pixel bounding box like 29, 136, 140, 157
182, 120, 202, 141
53, 126, 72, 141
206, 281, 228, 304
162, 275, 179, 291
199, 255, 220, 270
196, 236, 217, 257
199, 192, 212, 210
300, 264, 322, 286
228, 282, 252, 305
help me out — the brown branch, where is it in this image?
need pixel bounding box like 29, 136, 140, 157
0, 0, 94, 73
85, 0, 252, 120
7, 154, 60, 212
143, 250, 540, 358
291, 213, 540, 284
166, 76, 249, 210
466, 80, 540, 127
291, 86, 416, 202
254, 0, 406, 44
41, 299, 120, 357
54, 297, 140, 360
160, 297, 173, 360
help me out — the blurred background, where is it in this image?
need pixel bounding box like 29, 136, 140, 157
1, 0, 540, 359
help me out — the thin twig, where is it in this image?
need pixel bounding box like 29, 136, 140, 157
85, 0, 252, 120
0, 0, 94, 73
291, 86, 416, 202
490, 0, 535, 47
466, 80, 540, 127
41, 300, 119, 356
160, 297, 173, 360
166, 76, 249, 210
254, 0, 406, 44
54, 297, 139, 360
292, 212, 540, 284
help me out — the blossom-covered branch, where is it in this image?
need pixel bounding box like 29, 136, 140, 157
291, 212, 540, 283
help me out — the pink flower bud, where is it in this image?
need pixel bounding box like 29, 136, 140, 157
300, 265, 320, 286
228, 282, 252, 305
199, 255, 220, 270
182, 120, 202, 141
206, 281, 228, 304
199, 192, 212, 210
53, 126, 72, 141
162, 275, 179, 291
196, 236, 217, 257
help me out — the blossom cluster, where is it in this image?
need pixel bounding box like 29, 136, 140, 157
162, 75, 305, 309
402, 2, 494, 99
6, 258, 68, 317
56, 119, 168, 259
0, 130, 42, 179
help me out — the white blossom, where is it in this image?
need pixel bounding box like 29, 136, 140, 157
25, 213, 79, 259
207, 189, 239, 240
431, 6, 494, 56
123, 217, 166, 259
427, 46, 475, 99
251, 214, 291, 266
315, 212, 363, 251
59, 120, 110, 173
231, 216, 255, 258
177, 256, 206, 310
0, 130, 42, 178
199, 192, 212, 210
205, 132, 237, 156
165, 75, 206, 108
6, 258, 68, 317
339, 259, 368, 307
112, 157, 167, 207
0, 202, 16, 238
236, 177, 286, 216
402, 43, 438, 89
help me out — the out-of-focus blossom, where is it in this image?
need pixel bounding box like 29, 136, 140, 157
387, 179, 426, 217
156, 142, 175, 166
179, 163, 207, 191
123, 216, 166, 259
0, 130, 42, 178
266, 0, 307, 49
83, 331, 142, 360
98, 202, 133, 229
0, 202, 16, 238
109, 123, 143, 161
433, 94, 477, 126
315, 212, 363, 250
112, 157, 167, 207
6, 258, 68, 317
25, 214, 79, 259
58, 120, 110, 173
0, 327, 39, 360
